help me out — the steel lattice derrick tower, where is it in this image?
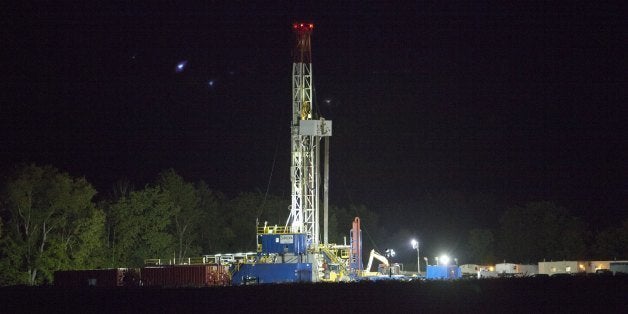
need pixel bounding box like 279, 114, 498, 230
286, 23, 332, 248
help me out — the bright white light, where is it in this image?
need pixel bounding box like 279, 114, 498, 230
175, 60, 188, 73
440, 255, 450, 265
411, 239, 418, 249
208, 80, 215, 87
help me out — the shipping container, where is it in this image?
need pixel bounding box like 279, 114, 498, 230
425, 265, 462, 280
231, 263, 312, 285
140, 265, 230, 287
54, 268, 137, 287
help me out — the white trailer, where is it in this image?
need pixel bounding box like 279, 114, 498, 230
585, 261, 611, 273
538, 261, 586, 275
518, 264, 538, 276
494, 263, 537, 277
610, 261, 628, 275
496, 263, 519, 275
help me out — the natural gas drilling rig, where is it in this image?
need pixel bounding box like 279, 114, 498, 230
230, 23, 363, 284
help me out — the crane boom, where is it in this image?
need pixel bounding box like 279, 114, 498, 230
366, 249, 390, 272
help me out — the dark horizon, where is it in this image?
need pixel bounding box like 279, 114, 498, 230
2, 2, 626, 245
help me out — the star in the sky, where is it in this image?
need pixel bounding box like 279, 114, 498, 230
175, 60, 188, 73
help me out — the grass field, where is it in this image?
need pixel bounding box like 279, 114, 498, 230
1, 276, 626, 313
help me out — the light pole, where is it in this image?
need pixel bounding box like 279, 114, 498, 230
411, 239, 420, 274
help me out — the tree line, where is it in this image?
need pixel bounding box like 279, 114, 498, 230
0, 164, 377, 285
0, 164, 626, 285
464, 201, 628, 265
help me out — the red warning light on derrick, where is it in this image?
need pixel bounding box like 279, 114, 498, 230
293, 22, 314, 33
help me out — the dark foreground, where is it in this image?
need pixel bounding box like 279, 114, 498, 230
1, 277, 627, 313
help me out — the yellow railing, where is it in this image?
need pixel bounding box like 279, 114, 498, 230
257, 225, 291, 234
319, 245, 348, 274
189, 257, 206, 265
145, 259, 162, 265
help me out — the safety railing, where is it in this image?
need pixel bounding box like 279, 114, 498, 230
319, 245, 348, 274
257, 225, 292, 234
144, 259, 162, 266
144, 253, 257, 266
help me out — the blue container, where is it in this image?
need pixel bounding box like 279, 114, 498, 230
426, 265, 462, 280
259, 233, 307, 254
231, 263, 312, 285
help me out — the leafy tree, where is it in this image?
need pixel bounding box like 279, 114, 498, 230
196, 181, 226, 253
157, 170, 203, 259
594, 218, 628, 259
109, 186, 174, 266
497, 201, 586, 263
98, 178, 135, 266
0, 164, 103, 285
221, 192, 288, 252
466, 228, 495, 264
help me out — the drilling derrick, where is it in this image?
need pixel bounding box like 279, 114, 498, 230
287, 23, 332, 249
223, 23, 352, 284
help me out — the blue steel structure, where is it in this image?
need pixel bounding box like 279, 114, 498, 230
259, 234, 307, 255
230, 222, 313, 284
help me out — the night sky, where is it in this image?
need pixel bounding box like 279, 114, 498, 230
2, 3, 626, 254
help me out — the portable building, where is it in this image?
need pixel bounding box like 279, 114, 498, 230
538, 261, 586, 275
496, 263, 519, 274
610, 261, 628, 274
460, 264, 481, 275
519, 264, 538, 276
585, 261, 611, 273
